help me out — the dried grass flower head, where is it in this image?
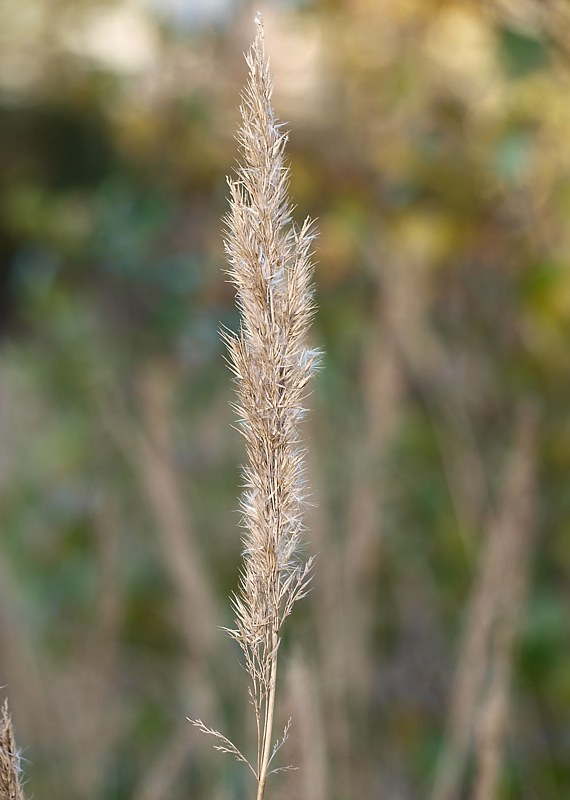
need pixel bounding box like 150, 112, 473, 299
0, 700, 26, 800
191, 12, 319, 800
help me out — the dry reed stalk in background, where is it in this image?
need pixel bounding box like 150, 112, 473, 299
472, 409, 537, 800
431, 407, 538, 800
283, 651, 327, 800
104, 361, 225, 794
132, 723, 196, 800
367, 239, 488, 538
136, 362, 226, 795
46, 497, 124, 800
137, 361, 219, 660
320, 264, 405, 798
192, 14, 319, 800
0, 700, 25, 800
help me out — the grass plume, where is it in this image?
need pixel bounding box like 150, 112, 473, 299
0, 700, 26, 800
191, 13, 318, 800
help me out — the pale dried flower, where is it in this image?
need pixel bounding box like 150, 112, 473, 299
0, 700, 26, 800
191, 13, 318, 800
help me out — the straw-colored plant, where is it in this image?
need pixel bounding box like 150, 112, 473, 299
0, 700, 26, 800
191, 13, 319, 800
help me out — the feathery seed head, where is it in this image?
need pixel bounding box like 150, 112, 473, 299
0, 701, 26, 800
224, 15, 318, 676
191, 19, 318, 794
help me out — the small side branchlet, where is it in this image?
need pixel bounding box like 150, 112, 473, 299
191, 13, 318, 800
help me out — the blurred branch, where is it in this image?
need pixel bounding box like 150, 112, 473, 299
337, 260, 406, 795
102, 358, 226, 795
381, 252, 490, 540
472, 409, 538, 800
102, 359, 221, 664
283, 651, 328, 800
60, 496, 123, 800
136, 360, 220, 662
131, 722, 193, 800
431, 405, 538, 800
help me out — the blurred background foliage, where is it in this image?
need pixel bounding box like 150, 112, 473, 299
1, 1, 569, 799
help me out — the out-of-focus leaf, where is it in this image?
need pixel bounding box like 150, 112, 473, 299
519, 594, 568, 682
498, 26, 550, 78
493, 127, 534, 184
